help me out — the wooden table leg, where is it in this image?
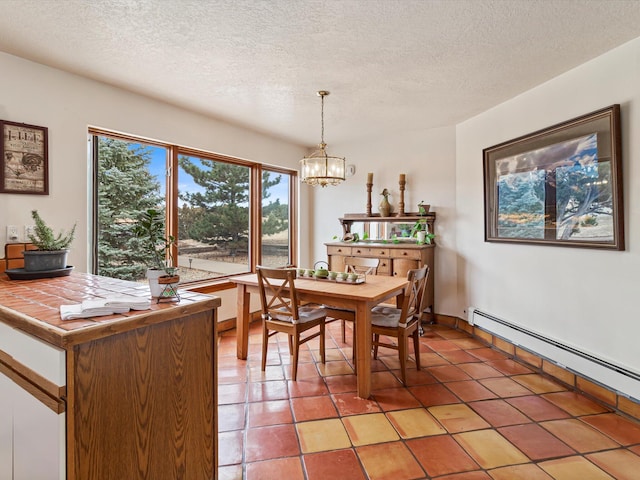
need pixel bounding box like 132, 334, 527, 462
354, 301, 372, 398
236, 285, 250, 360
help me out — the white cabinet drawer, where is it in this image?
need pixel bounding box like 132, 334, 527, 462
0, 323, 65, 387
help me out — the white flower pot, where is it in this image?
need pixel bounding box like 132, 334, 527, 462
146, 268, 166, 297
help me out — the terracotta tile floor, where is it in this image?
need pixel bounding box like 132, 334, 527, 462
217, 322, 640, 480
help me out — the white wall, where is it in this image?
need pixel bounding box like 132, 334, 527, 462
0, 52, 310, 322
456, 37, 640, 377
0, 52, 309, 267
309, 126, 459, 315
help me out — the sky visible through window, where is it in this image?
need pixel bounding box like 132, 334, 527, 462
139, 145, 289, 203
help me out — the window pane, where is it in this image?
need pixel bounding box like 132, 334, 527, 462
178, 155, 251, 280
95, 137, 166, 280
261, 170, 290, 267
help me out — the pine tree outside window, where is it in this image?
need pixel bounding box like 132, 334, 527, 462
90, 130, 297, 284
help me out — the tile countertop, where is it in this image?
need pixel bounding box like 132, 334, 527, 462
0, 271, 221, 349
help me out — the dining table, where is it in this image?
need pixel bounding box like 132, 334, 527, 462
233, 272, 409, 398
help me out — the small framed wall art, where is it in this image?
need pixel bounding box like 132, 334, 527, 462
0, 120, 49, 194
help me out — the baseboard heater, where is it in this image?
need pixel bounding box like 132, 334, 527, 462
469, 308, 640, 401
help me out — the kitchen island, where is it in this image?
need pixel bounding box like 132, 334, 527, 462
0, 272, 221, 480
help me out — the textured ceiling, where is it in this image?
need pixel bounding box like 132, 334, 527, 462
1, 0, 640, 147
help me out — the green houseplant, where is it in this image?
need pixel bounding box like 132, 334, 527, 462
24, 210, 77, 272
133, 208, 179, 298
410, 218, 435, 245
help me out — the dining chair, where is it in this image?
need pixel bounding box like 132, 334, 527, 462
371, 265, 429, 384
325, 256, 380, 344
256, 266, 327, 380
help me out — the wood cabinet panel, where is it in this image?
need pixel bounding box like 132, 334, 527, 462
71, 311, 216, 480
392, 258, 419, 278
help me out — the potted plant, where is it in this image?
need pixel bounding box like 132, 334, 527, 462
418, 201, 430, 216
133, 208, 179, 298
25, 210, 77, 272
410, 218, 435, 244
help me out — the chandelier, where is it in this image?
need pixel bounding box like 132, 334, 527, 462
300, 90, 346, 187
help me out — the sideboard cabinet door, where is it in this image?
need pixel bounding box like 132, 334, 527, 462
392, 258, 418, 278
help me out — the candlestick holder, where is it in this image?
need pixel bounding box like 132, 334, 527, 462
398, 178, 406, 216
366, 182, 373, 216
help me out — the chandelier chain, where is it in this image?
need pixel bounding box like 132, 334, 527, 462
320, 93, 325, 145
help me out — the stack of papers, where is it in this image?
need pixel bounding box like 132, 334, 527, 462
60, 296, 151, 320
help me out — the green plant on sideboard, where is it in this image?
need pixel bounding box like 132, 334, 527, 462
410, 218, 435, 244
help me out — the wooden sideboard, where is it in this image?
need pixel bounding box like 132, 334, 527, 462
325, 241, 435, 320
0, 272, 220, 480
326, 211, 437, 319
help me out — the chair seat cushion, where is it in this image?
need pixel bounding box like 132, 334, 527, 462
273, 304, 327, 323
371, 306, 417, 329
371, 305, 402, 328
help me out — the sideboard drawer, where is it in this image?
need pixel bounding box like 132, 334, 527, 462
390, 248, 422, 260
352, 246, 390, 257
327, 245, 352, 256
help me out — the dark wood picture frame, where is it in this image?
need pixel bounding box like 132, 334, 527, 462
0, 120, 49, 194
483, 105, 624, 250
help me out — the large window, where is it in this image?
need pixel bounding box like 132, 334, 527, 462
91, 130, 297, 283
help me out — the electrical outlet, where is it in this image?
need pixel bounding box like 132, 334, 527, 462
6, 225, 19, 242
24, 225, 35, 241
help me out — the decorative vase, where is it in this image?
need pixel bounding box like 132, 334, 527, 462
379, 190, 392, 217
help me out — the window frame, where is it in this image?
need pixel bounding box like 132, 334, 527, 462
90, 128, 298, 283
